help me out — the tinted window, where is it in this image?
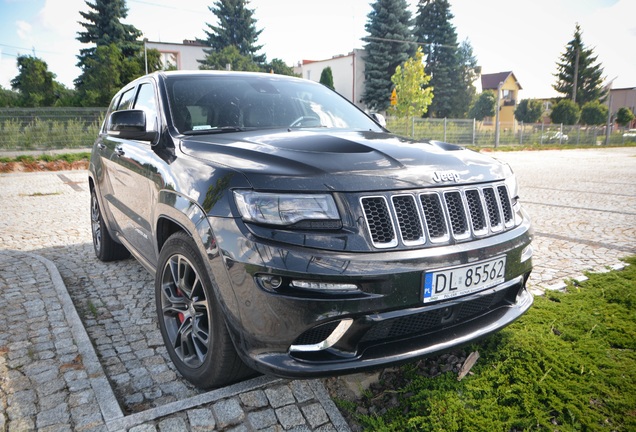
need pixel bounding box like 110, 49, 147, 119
134, 83, 158, 132
165, 75, 381, 134
118, 87, 137, 111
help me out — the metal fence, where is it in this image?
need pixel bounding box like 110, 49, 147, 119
1, 108, 634, 152
0, 108, 105, 151
386, 117, 636, 147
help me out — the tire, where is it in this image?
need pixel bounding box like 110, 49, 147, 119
155, 231, 253, 389
90, 188, 130, 261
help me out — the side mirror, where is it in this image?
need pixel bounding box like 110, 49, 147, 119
108, 110, 158, 142
370, 112, 387, 128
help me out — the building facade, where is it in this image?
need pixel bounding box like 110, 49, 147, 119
145, 40, 207, 71
294, 49, 368, 111
480, 71, 522, 127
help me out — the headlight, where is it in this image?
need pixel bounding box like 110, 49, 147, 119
502, 165, 524, 226
503, 164, 519, 202
233, 191, 341, 227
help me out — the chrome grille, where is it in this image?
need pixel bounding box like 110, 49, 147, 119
361, 183, 515, 249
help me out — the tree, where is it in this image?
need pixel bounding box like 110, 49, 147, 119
580, 101, 608, 125
414, 0, 465, 118
75, 0, 152, 104
468, 91, 496, 121
550, 99, 580, 125
0, 87, 20, 107
515, 99, 544, 123
319, 67, 335, 90
265, 59, 298, 76
199, 45, 260, 72
616, 107, 635, 127
453, 39, 479, 118
10, 55, 58, 107
76, 0, 142, 80
390, 47, 434, 120
199, 0, 265, 67
76, 44, 123, 107
553, 24, 604, 106
362, 0, 415, 112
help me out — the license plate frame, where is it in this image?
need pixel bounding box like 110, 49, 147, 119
423, 256, 507, 303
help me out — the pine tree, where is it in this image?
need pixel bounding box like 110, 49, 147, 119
76, 0, 141, 73
75, 0, 144, 102
454, 39, 478, 118
553, 24, 604, 106
414, 0, 464, 118
199, 0, 265, 67
362, 0, 415, 112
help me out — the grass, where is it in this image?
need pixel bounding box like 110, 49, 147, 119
342, 257, 636, 431
0, 152, 91, 164
470, 142, 636, 152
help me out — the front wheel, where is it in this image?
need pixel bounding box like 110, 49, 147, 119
155, 231, 253, 388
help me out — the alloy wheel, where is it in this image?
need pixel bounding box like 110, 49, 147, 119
90, 192, 102, 252
159, 254, 211, 368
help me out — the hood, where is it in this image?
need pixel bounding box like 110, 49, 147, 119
180, 130, 509, 192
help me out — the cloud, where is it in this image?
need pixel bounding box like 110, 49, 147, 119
37, 0, 85, 37
16, 20, 32, 41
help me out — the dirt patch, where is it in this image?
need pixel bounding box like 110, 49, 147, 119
0, 160, 89, 173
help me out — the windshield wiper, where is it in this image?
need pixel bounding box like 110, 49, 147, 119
183, 126, 245, 135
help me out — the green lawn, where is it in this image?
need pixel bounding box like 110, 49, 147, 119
341, 257, 636, 431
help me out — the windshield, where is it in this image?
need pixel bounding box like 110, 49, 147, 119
165, 73, 382, 134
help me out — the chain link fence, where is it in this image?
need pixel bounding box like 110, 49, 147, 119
386, 117, 636, 147
0, 108, 105, 151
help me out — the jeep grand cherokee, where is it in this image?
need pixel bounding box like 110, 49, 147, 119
89, 71, 533, 389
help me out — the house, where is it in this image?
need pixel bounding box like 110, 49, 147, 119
480, 71, 522, 127
607, 87, 636, 125
294, 49, 368, 111
144, 40, 207, 71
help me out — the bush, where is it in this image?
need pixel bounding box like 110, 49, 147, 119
550, 99, 580, 125
580, 101, 608, 125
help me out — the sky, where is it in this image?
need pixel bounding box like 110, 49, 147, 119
0, 0, 634, 100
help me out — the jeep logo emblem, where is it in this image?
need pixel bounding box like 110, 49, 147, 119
432, 170, 461, 183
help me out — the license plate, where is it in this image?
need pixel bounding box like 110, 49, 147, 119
423, 256, 507, 303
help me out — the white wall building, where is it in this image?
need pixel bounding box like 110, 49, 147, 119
295, 49, 368, 111
145, 40, 207, 71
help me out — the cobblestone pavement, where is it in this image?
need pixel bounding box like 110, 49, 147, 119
491, 147, 635, 292
0, 147, 634, 431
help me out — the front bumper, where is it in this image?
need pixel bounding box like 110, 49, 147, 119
207, 213, 533, 378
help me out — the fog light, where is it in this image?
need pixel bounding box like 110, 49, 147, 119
290, 280, 358, 292
256, 275, 283, 290
521, 244, 533, 263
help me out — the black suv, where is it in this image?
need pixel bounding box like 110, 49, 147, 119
89, 71, 533, 389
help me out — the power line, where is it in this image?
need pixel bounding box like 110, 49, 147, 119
0, 43, 62, 56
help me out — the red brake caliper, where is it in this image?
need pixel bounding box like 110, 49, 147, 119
176, 286, 185, 323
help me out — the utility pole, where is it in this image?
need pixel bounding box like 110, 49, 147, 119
494, 81, 503, 148
144, 38, 148, 75
572, 46, 579, 103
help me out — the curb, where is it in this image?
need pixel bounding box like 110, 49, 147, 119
10, 251, 351, 431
